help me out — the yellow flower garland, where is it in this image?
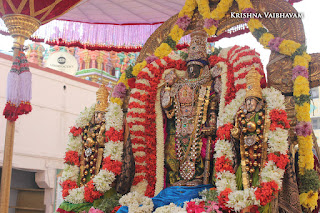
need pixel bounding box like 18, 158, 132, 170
132, 61, 147, 76
247, 19, 264, 32
293, 52, 312, 68
293, 76, 310, 96
259, 33, 274, 48
197, 0, 234, 36
169, 25, 185, 42
278, 40, 301, 56
300, 191, 319, 211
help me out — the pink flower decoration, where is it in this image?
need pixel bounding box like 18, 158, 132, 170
204, 18, 219, 29
88, 207, 104, 213
296, 121, 312, 137
206, 201, 222, 213
176, 15, 191, 31
292, 65, 308, 80
146, 55, 158, 64
241, 8, 257, 23
268, 37, 284, 52
112, 82, 126, 99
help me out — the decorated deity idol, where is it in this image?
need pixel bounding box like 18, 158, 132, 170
79, 84, 109, 185
231, 68, 269, 188
161, 29, 220, 186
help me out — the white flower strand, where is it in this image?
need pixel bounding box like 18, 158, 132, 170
75, 104, 95, 128
93, 169, 116, 192
65, 187, 85, 204
61, 164, 79, 182
119, 191, 154, 213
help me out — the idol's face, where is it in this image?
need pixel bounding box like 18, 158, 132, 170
245, 98, 258, 112
187, 64, 202, 79
94, 111, 104, 123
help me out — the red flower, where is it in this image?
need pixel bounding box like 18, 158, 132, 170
216, 123, 234, 141
186, 201, 206, 213
84, 180, 103, 203
267, 153, 289, 170
175, 59, 187, 70
128, 78, 136, 88
254, 181, 279, 206
70, 126, 83, 137
105, 127, 124, 142
269, 109, 290, 131
64, 151, 80, 166
208, 55, 225, 66
218, 188, 232, 210
102, 156, 123, 175
215, 156, 234, 173
60, 180, 78, 198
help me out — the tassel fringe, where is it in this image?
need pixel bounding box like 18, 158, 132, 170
3, 51, 33, 121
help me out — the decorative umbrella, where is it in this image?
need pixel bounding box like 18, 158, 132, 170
0, 1, 82, 212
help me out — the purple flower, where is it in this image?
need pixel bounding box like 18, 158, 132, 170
112, 82, 126, 99
204, 18, 219, 29
268, 37, 284, 52
292, 65, 308, 80
176, 15, 191, 31
145, 55, 158, 64
241, 8, 257, 23
296, 121, 312, 137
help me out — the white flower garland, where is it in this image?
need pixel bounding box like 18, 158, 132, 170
75, 104, 96, 128
215, 87, 289, 211
119, 192, 154, 213
61, 164, 79, 182
65, 186, 85, 204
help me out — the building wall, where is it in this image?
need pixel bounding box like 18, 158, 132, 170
0, 53, 100, 212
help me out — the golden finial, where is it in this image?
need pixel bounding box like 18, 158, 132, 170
95, 84, 109, 112
245, 67, 263, 99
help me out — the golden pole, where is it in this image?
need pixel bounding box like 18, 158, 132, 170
0, 14, 40, 213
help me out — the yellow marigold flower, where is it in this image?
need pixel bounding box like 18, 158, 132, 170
298, 135, 313, 149
118, 74, 129, 89
204, 25, 217, 36
304, 152, 315, 170
180, 0, 197, 16
154, 43, 173, 59
300, 191, 318, 211
169, 25, 185, 42
295, 103, 311, 122
110, 97, 123, 106
202, 11, 211, 19
237, 0, 254, 11
132, 60, 147, 76
197, 0, 210, 18
279, 39, 301, 56
293, 52, 312, 68
293, 76, 310, 96
247, 19, 264, 32
259, 33, 274, 48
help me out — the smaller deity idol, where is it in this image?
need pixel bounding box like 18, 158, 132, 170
79, 84, 109, 185
231, 68, 269, 188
